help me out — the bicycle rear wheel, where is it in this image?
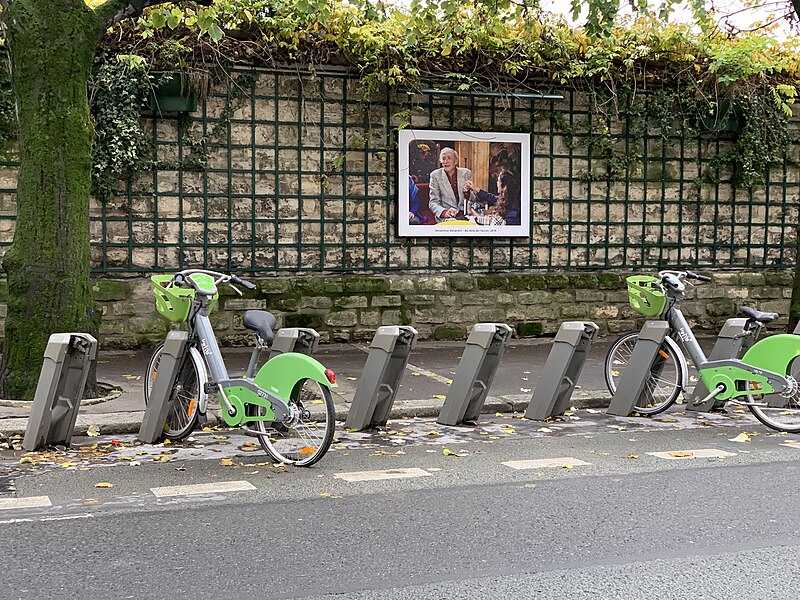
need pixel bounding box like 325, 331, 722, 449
144, 343, 206, 440
604, 332, 685, 415
256, 378, 335, 467
746, 365, 800, 433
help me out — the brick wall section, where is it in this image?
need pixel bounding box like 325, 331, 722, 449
0, 271, 789, 349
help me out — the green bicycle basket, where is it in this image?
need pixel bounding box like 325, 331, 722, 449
151, 275, 218, 323
626, 275, 667, 317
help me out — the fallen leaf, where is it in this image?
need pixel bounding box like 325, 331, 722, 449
433, 395, 446, 400
211, 435, 228, 440
656, 418, 678, 423
502, 428, 516, 434
520, 388, 531, 393
729, 433, 751, 443
562, 464, 574, 469
152, 455, 172, 462
626, 455, 639, 459
346, 377, 358, 381
94, 482, 114, 488
219, 458, 234, 466
86, 425, 101, 437
427, 430, 441, 436
668, 451, 694, 458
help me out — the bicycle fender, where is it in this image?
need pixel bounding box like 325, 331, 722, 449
253, 353, 336, 401
742, 334, 800, 376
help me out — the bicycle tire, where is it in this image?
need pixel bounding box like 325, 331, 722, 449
746, 367, 800, 434
604, 331, 685, 415
256, 378, 335, 467
144, 343, 206, 440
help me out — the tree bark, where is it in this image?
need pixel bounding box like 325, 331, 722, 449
1, 0, 107, 399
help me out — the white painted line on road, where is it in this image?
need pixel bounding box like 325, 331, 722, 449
150, 481, 256, 498
40, 514, 94, 522
334, 467, 433, 482
0, 496, 52, 510
780, 440, 800, 449
647, 449, 735, 460
502, 457, 591, 470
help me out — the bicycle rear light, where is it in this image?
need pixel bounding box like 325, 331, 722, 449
324, 369, 336, 384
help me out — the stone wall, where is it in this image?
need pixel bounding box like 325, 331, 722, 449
0, 271, 785, 349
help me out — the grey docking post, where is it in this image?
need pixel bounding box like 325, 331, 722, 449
23, 333, 98, 451
688, 317, 755, 412
525, 321, 599, 420
138, 331, 188, 444
606, 320, 670, 417
437, 323, 513, 427
344, 326, 418, 431
268, 327, 320, 359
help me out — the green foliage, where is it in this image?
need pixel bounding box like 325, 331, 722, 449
90, 55, 152, 201
0, 54, 14, 148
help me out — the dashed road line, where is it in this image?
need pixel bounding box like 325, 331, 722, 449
334, 467, 433, 482
502, 457, 591, 470
150, 481, 256, 498
646, 449, 736, 460
0, 496, 52, 510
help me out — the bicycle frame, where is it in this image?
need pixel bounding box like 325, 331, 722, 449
186, 294, 335, 427
662, 288, 792, 402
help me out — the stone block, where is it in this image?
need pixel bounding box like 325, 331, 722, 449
448, 275, 476, 291
324, 310, 358, 327
434, 325, 467, 341
575, 290, 605, 302
516, 322, 543, 337
476, 275, 508, 290
416, 277, 448, 292
415, 308, 447, 324
764, 271, 793, 286
388, 277, 415, 292
403, 294, 436, 306
225, 299, 267, 310
749, 287, 782, 300
301, 296, 333, 309
92, 280, 132, 302
345, 276, 390, 293
371, 295, 401, 307
507, 275, 547, 291
335, 295, 368, 309
359, 310, 381, 327
739, 273, 766, 287
518, 291, 552, 305
259, 279, 292, 294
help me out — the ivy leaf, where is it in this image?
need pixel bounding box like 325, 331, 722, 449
207, 24, 225, 42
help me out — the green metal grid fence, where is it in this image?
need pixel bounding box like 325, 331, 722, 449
0, 67, 797, 273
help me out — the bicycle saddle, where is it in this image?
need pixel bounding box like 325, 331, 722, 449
243, 310, 276, 344
739, 306, 779, 323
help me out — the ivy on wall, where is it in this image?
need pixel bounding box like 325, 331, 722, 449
0, 55, 16, 151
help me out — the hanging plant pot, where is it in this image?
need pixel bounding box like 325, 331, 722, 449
700, 100, 743, 137
147, 72, 198, 113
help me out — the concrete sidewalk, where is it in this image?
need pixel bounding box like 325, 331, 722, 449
0, 337, 627, 437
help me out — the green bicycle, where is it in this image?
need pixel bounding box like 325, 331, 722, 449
605, 270, 800, 433
145, 269, 337, 466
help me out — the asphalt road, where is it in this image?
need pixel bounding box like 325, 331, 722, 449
2, 412, 800, 599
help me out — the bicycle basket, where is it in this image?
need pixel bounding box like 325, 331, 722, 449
151, 275, 218, 322
626, 275, 666, 317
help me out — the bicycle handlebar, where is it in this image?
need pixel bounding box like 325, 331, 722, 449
171, 269, 256, 291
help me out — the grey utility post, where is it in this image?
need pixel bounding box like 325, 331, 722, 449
688, 317, 756, 412
23, 333, 98, 451
344, 326, 418, 431
438, 323, 513, 427
525, 321, 599, 420
606, 320, 670, 417
268, 327, 320, 359
138, 331, 188, 444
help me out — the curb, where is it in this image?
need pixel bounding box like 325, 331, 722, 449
0, 392, 612, 438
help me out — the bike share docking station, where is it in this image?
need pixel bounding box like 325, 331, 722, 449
139, 331, 189, 444
268, 327, 320, 359
437, 323, 513, 427
687, 317, 759, 412
23, 333, 98, 451
525, 321, 599, 420
345, 326, 418, 431
606, 320, 670, 417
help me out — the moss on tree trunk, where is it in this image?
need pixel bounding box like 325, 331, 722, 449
1, 0, 107, 399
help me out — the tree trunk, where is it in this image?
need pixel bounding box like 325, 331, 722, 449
1, 0, 106, 399
790, 221, 800, 333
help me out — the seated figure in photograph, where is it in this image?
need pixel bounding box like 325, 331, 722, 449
463, 170, 521, 227
428, 147, 472, 221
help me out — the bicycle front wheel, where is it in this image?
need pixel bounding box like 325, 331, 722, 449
604, 332, 685, 415
256, 378, 335, 467
144, 343, 206, 440
746, 366, 800, 433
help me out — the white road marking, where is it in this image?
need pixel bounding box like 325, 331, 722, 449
0, 496, 52, 510
334, 467, 433, 482
150, 481, 256, 498
780, 441, 800, 449
647, 449, 736, 460
502, 457, 591, 469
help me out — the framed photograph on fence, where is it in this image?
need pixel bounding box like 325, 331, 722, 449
398, 129, 531, 237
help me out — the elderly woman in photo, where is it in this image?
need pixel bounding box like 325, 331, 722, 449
464, 170, 521, 227
428, 147, 472, 222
